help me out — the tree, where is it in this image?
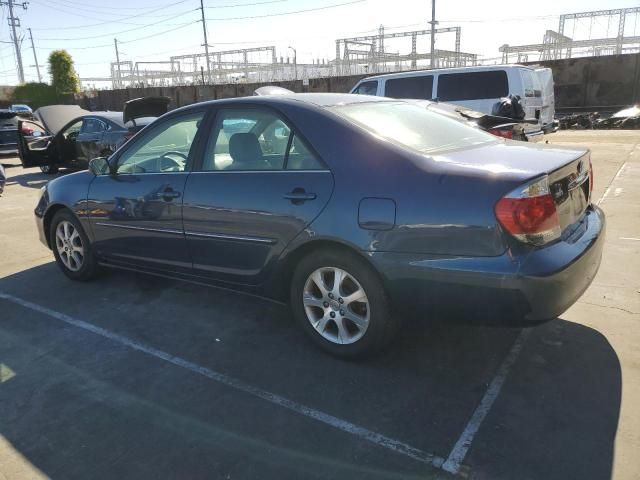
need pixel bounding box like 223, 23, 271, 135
11, 82, 59, 109
48, 50, 79, 94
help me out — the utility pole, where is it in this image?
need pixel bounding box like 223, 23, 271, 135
199, 0, 211, 83
114, 38, 122, 88
27, 28, 41, 82
429, 0, 437, 69
0, 0, 28, 83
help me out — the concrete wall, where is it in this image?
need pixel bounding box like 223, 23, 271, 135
530, 54, 640, 110
72, 54, 640, 112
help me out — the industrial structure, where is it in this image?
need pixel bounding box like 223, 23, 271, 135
76, 7, 640, 89
500, 7, 640, 63
81, 24, 476, 89
334, 25, 477, 76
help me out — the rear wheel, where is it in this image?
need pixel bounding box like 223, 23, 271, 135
290, 249, 397, 358
40, 164, 58, 174
50, 210, 98, 281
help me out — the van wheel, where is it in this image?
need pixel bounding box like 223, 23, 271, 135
40, 164, 58, 174
290, 249, 397, 358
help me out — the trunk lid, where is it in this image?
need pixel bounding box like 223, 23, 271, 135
548, 151, 591, 232
123, 96, 170, 125
433, 141, 591, 235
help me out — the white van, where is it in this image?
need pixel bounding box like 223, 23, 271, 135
350, 65, 551, 141
534, 67, 555, 133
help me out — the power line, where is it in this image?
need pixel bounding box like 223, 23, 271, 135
34, 9, 198, 41
28, 0, 194, 27
204, 0, 366, 21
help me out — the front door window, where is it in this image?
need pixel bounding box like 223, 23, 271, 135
116, 112, 203, 174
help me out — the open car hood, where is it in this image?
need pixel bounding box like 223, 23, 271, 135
123, 96, 170, 124
34, 105, 89, 135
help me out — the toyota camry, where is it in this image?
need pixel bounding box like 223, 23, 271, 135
33, 93, 605, 357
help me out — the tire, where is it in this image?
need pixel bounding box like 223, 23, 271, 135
40, 164, 59, 174
50, 210, 98, 281
290, 249, 397, 358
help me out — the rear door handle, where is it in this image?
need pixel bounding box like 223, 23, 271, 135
283, 189, 316, 204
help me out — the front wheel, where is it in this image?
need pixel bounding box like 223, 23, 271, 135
40, 164, 58, 174
50, 210, 98, 281
290, 250, 397, 358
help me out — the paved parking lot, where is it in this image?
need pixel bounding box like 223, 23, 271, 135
1, 130, 639, 479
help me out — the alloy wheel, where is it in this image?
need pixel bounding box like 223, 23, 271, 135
55, 220, 84, 272
302, 267, 370, 344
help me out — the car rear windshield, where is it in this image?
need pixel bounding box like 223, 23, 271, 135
437, 70, 508, 101
332, 101, 496, 154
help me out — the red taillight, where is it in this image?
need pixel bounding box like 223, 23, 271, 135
495, 176, 561, 246
488, 128, 513, 139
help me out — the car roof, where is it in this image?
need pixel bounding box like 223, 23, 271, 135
172, 93, 393, 115
355, 64, 532, 82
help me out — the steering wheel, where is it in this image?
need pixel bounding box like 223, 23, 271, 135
159, 151, 187, 172
162, 151, 187, 160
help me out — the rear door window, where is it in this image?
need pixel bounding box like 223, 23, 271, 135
437, 70, 509, 101
81, 118, 107, 134
384, 76, 433, 100
520, 70, 542, 98
352, 81, 378, 96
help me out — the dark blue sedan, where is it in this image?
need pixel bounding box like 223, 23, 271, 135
34, 94, 604, 357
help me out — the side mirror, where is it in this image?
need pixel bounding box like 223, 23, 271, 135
88, 157, 110, 176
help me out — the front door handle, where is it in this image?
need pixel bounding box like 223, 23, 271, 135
283, 188, 316, 204
155, 189, 181, 201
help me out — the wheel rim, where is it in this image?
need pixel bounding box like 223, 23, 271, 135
55, 220, 84, 272
302, 267, 370, 345
40, 165, 50, 173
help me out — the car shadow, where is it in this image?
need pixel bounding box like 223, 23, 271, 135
3, 170, 71, 189
0, 263, 621, 480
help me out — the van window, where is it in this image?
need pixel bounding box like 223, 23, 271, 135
352, 81, 378, 96
437, 71, 509, 101
384, 76, 433, 100
521, 70, 542, 98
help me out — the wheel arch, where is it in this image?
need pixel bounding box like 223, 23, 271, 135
270, 238, 384, 301
42, 203, 72, 249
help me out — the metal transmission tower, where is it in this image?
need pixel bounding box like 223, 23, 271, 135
1, 0, 28, 83
335, 26, 475, 76
500, 7, 640, 63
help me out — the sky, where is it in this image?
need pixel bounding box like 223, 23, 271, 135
0, 0, 638, 87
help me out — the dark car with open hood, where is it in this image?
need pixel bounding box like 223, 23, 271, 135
34, 93, 604, 358
18, 97, 170, 174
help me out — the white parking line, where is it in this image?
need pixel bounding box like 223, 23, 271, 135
598, 161, 627, 205
441, 329, 532, 474
0, 292, 446, 470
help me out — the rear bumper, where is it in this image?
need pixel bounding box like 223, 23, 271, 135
370, 205, 605, 324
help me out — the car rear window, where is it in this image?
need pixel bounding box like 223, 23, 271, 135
437, 70, 508, 101
384, 76, 433, 100
332, 101, 495, 154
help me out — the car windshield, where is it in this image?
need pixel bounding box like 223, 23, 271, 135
332, 101, 496, 154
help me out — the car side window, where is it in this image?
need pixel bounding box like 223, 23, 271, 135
81, 118, 106, 134
63, 120, 83, 139
286, 134, 324, 170
202, 108, 325, 172
116, 112, 203, 174
203, 108, 288, 171
353, 81, 378, 96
